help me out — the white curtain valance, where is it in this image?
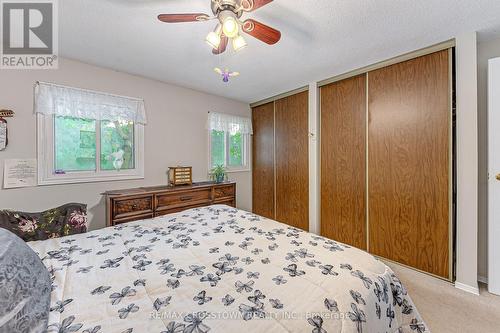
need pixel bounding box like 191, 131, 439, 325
207, 112, 253, 135
34, 82, 147, 125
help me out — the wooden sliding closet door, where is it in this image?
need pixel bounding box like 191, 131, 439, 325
320, 75, 367, 250
252, 102, 275, 219
368, 50, 450, 278
275, 91, 309, 231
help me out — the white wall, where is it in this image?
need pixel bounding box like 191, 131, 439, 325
455, 33, 479, 294
308, 83, 320, 235
477, 36, 500, 282
0, 58, 252, 231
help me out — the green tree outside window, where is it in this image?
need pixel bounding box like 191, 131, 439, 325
210, 129, 245, 169
54, 116, 135, 172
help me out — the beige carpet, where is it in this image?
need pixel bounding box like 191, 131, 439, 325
387, 262, 500, 333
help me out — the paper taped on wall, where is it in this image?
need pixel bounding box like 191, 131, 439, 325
3, 159, 37, 189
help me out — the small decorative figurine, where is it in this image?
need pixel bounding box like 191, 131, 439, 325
214, 67, 240, 83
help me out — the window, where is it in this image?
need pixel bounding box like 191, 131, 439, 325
53, 117, 136, 172
36, 82, 146, 185
210, 127, 247, 169
208, 112, 252, 171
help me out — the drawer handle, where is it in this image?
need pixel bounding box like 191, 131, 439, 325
132, 204, 138, 209
180, 196, 193, 201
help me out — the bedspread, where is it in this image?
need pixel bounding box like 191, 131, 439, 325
29, 205, 428, 333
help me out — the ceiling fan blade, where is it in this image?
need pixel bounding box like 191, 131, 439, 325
158, 13, 210, 23
212, 35, 228, 55
242, 19, 281, 45
241, 0, 273, 12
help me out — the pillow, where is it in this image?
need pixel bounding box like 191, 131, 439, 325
0, 228, 51, 333
0, 203, 88, 242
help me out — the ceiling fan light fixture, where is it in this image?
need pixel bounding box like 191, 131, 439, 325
206, 31, 221, 49
232, 35, 247, 51
206, 24, 222, 49
157, 1, 281, 55
222, 16, 239, 38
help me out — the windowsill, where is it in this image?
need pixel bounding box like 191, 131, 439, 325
225, 169, 251, 173
38, 174, 144, 186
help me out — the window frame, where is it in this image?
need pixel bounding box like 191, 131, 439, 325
37, 113, 144, 185
208, 129, 251, 173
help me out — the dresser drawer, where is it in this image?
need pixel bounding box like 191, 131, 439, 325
214, 184, 235, 199
214, 199, 236, 207
155, 202, 211, 217
113, 196, 153, 219
156, 188, 211, 210
114, 213, 154, 226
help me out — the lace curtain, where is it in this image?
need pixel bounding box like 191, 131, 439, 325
207, 112, 253, 135
34, 82, 147, 125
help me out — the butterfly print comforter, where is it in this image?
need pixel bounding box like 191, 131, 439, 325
29, 205, 428, 333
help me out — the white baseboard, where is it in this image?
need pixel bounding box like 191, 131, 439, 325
478, 275, 488, 284
455, 281, 480, 295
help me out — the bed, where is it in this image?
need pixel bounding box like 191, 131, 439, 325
28, 205, 428, 333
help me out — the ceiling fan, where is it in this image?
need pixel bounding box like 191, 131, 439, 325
158, 0, 281, 54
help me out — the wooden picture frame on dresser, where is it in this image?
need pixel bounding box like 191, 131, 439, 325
103, 181, 236, 226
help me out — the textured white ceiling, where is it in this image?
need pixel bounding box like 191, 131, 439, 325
60, 0, 500, 103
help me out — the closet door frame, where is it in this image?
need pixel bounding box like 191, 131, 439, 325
317, 45, 455, 282
251, 87, 310, 229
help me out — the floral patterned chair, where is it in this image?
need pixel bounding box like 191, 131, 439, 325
0, 203, 88, 242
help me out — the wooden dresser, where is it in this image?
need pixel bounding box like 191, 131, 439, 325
103, 181, 236, 226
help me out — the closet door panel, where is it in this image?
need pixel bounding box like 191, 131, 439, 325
368, 50, 450, 278
320, 75, 367, 250
275, 91, 309, 231
252, 102, 275, 219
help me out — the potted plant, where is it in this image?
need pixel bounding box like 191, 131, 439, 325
210, 164, 226, 183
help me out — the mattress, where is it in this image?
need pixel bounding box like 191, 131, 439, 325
29, 205, 428, 333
